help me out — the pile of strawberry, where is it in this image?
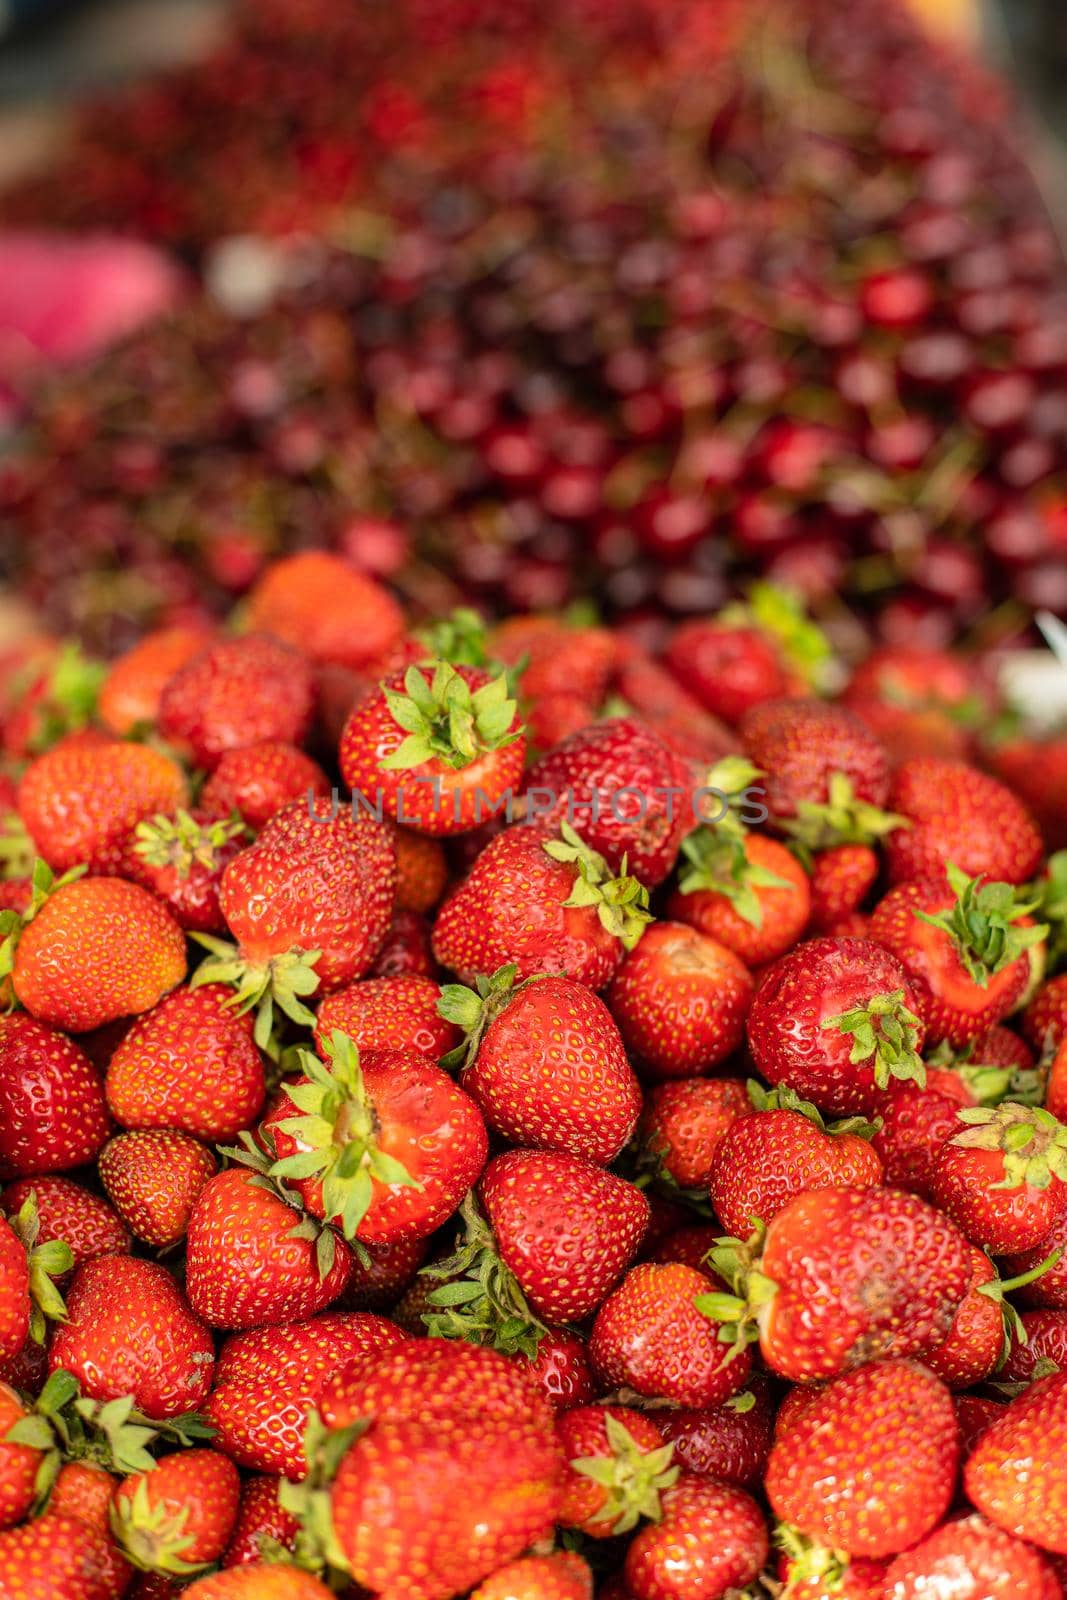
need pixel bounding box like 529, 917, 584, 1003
3, 553, 1067, 1597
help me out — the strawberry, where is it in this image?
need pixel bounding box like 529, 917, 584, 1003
470, 1552, 592, 1600
523, 716, 694, 886
1024, 972, 1067, 1052
0, 1015, 110, 1178
886, 758, 1044, 886
657, 1374, 775, 1489
2, 643, 105, 761
930, 1103, 1067, 1253
867, 1065, 990, 1201
705, 1186, 972, 1381
125, 809, 248, 934
441, 969, 641, 1164
0, 1382, 44, 1529
590, 1261, 753, 1407
99, 1131, 216, 1249
207, 1311, 408, 1477
869, 866, 1046, 1045
607, 921, 754, 1080
311, 1340, 563, 1600
390, 826, 448, 913
158, 633, 315, 770
667, 827, 811, 967
740, 697, 892, 829
315, 974, 457, 1057
775, 1539, 889, 1600
98, 624, 214, 736
647, 1223, 721, 1271
264, 1031, 487, 1244
2, 1176, 128, 1267
1000, 1310, 1067, 1383
105, 983, 265, 1142
112, 1450, 241, 1576
664, 618, 788, 724
338, 1234, 427, 1312
18, 737, 188, 875
372, 908, 437, 979
707, 1082, 883, 1236
194, 801, 396, 1045
184, 1167, 352, 1330
10, 874, 186, 1033
923, 1243, 1052, 1389
766, 1359, 959, 1558
965, 1369, 1067, 1553
638, 1077, 750, 1194
200, 741, 331, 832
883, 1510, 1061, 1599
339, 660, 525, 836
432, 820, 650, 989
557, 1404, 676, 1537
957, 1395, 1007, 1458
221, 1474, 299, 1567
808, 843, 879, 933
746, 935, 928, 1116
1002, 1211, 1067, 1309
48, 1459, 132, 1596
247, 551, 405, 669
492, 615, 618, 705
525, 693, 597, 754
610, 647, 734, 765
0, 1506, 120, 1599
516, 1329, 595, 1412
0, 1200, 71, 1369
623, 1475, 768, 1600
49, 1255, 214, 1419
183, 1567, 334, 1598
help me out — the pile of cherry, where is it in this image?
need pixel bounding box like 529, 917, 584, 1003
1, 550, 1067, 1597
3, 0, 1067, 650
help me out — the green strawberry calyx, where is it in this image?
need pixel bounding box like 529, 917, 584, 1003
0, 858, 87, 986
436, 962, 526, 1072
820, 987, 926, 1090
380, 661, 522, 772
223, 1128, 346, 1284
109, 1475, 209, 1576
977, 1247, 1064, 1360
781, 771, 906, 861
952, 1103, 1067, 1191
696, 1222, 777, 1359
267, 1029, 422, 1242
420, 1190, 551, 1360
7, 1192, 73, 1343
542, 821, 652, 949
23, 642, 106, 757
278, 1410, 369, 1580
719, 581, 834, 689
572, 1413, 679, 1536
774, 1524, 854, 1595
190, 933, 322, 1049
746, 1080, 881, 1140
914, 862, 1047, 988
133, 808, 247, 878
677, 827, 791, 930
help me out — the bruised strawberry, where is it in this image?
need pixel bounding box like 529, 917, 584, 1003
0, 1015, 110, 1178
200, 741, 331, 832
315, 974, 458, 1057
607, 922, 753, 1080
623, 1475, 768, 1600
667, 827, 811, 966
886, 758, 1043, 886
922, 1243, 1051, 1389
965, 1369, 1067, 1554
766, 1359, 959, 1558
158, 633, 315, 770
247, 551, 405, 670
747, 936, 927, 1116
930, 1104, 1067, 1253
432, 820, 651, 990
557, 1404, 676, 1537
99, 1130, 216, 1248
18, 737, 188, 874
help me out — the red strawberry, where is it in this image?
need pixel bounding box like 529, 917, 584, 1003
98, 625, 214, 737
18, 738, 188, 874
638, 1077, 750, 1194
867, 1065, 988, 1201
557, 1404, 676, 1537
183, 1567, 334, 1597
315, 974, 458, 1057
740, 697, 892, 828
11, 874, 187, 1033
708, 1083, 883, 1236
338, 1234, 427, 1312
667, 828, 811, 967
775, 1540, 889, 1600
665, 618, 788, 724
339, 660, 526, 836
590, 1261, 753, 1407
886, 758, 1043, 886
184, 1167, 352, 1330
158, 633, 315, 770
957, 1395, 1007, 1458
0, 1015, 110, 1178
432, 820, 651, 990
492, 616, 618, 706
125, 808, 248, 934
0, 1505, 120, 1599
247, 551, 405, 669
610, 647, 734, 766
923, 1243, 1043, 1389
929, 1103, 1067, 1253
99, 1130, 216, 1248
515, 1329, 595, 1413
372, 908, 437, 979
808, 843, 879, 933
607, 921, 754, 1080
0, 1381, 44, 1529
623, 1475, 768, 1600
706, 1186, 971, 1381
523, 716, 694, 886
0, 1199, 71, 1369
869, 866, 1045, 1045
470, 1552, 592, 1600
2, 1176, 129, 1267
965, 1369, 1067, 1553
1000, 1310, 1067, 1383
442, 970, 641, 1164
200, 741, 331, 832
112, 1450, 241, 1576
525, 693, 597, 754
49, 1255, 214, 1419
221, 1475, 299, 1568
657, 1374, 775, 1489
195, 801, 396, 1045
883, 1511, 1061, 1599
264, 1031, 487, 1245
747, 935, 928, 1116
1024, 973, 1067, 1053
1002, 1210, 1067, 1309
766, 1359, 959, 1558
207, 1311, 408, 1478
390, 826, 449, 914
105, 983, 265, 1143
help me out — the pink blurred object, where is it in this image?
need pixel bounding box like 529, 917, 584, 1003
0, 232, 183, 399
